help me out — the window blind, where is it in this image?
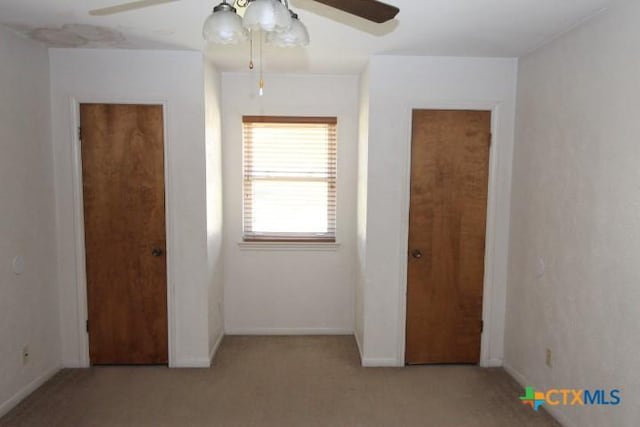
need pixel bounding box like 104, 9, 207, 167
242, 116, 337, 242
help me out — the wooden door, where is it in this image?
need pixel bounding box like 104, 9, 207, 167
405, 110, 491, 365
80, 104, 168, 365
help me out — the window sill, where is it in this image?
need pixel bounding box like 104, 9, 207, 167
238, 241, 341, 252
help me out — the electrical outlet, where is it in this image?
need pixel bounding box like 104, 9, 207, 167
545, 348, 552, 368
22, 345, 30, 365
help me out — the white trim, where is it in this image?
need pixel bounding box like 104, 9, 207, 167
225, 328, 353, 335
69, 99, 89, 367
503, 364, 528, 386
238, 241, 341, 252
0, 366, 61, 418
361, 358, 398, 368
480, 106, 501, 368
355, 331, 402, 368
397, 102, 502, 367
354, 330, 364, 366
504, 363, 571, 427
209, 332, 224, 364
70, 98, 176, 368
482, 358, 504, 368
171, 359, 212, 368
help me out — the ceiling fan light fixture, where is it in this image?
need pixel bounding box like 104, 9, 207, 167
242, 0, 292, 33
203, 1, 248, 44
266, 11, 309, 47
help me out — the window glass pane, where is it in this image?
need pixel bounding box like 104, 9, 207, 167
251, 180, 329, 233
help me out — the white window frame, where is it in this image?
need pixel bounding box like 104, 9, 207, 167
241, 115, 338, 243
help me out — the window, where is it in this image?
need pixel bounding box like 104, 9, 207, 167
242, 116, 337, 242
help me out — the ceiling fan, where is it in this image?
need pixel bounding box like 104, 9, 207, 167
89, 0, 400, 24
89, 0, 399, 95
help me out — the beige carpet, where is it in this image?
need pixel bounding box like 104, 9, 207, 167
0, 336, 560, 427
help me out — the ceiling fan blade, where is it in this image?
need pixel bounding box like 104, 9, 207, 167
312, 0, 399, 23
89, 0, 180, 16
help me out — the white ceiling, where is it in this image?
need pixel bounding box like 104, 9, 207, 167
0, 0, 613, 73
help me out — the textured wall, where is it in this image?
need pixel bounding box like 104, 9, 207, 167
204, 61, 225, 359
355, 66, 370, 357
49, 48, 211, 367
361, 55, 518, 366
0, 27, 60, 415
221, 73, 359, 335
505, 2, 640, 426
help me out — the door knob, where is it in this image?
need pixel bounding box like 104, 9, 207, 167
411, 249, 422, 259
151, 247, 164, 257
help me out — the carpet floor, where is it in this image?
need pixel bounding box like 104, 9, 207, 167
0, 336, 560, 427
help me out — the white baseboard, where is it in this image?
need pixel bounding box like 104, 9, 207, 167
503, 363, 527, 386
170, 359, 211, 368
480, 358, 503, 368
0, 365, 61, 418
354, 331, 364, 365
361, 357, 400, 367
224, 327, 353, 335
347, 332, 402, 367
503, 363, 571, 427
209, 332, 224, 365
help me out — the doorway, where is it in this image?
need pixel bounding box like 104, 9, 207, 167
405, 109, 491, 365
80, 103, 168, 365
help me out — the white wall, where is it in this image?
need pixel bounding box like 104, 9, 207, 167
0, 27, 60, 415
221, 73, 359, 334
49, 49, 211, 368
355, 65, 370, 355
360, 56, 518, 366
204, 60, 225, 358
505, 2, 640, 426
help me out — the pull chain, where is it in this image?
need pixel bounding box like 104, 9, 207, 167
259, 30, 264, 96
248, 29, 254, 70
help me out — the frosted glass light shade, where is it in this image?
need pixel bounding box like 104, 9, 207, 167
266, 16, 309, 47
203, 4, 248, 44
243, 0, 292, 33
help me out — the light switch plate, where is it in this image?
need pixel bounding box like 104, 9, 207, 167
12, 256, 25, 275
535, 257, 545, 278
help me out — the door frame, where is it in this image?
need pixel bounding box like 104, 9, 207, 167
399, 102, 501, 367
69, 97, 176, 367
